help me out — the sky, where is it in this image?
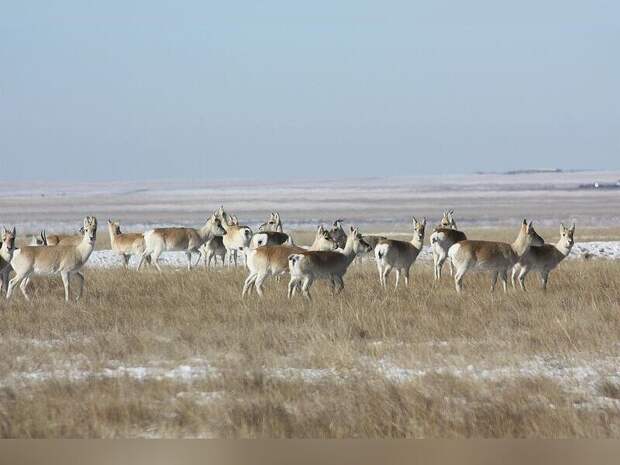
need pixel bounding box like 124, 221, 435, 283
1, 1, 619, 182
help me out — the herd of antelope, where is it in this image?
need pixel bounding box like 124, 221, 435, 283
0, 207, 576, 302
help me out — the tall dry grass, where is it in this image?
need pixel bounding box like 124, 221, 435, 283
0, 257, 618, 437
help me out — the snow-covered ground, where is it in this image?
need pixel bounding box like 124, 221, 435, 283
85, 241, 620, 269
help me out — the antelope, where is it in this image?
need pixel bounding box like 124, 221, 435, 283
200, 235, 227, 267
512, 223, 575, 291
29, 230, 48, 246
448, 219, 544, 293
107, 220, 149, 267
329, 219, 347, 249
6, 217, 98, 302
430, 210, 467, 280
0, 227, 17, 294
137, 213, 226, 272
217, 207, 253, 267
258, 212, 283, 232
242, 225, 337, 297
375, 217, 426, 289
287, 226, 372, 300
45, 231, 84, 246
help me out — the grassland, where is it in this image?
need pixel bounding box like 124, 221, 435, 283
0, 253, 619, 437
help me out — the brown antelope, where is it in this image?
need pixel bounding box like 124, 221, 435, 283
242, 225, 337, 296
107, 220, 149, 267
0, 227, 17, 293
448, 219, 544, 293
217, 207, 253, 266
287, 226, 372, 300
375, 217, 426, 289
430, 210, 467, 280
258, 212, 283, 232
512, 223, 575, 291
329, 219, 347, 249
137, 213, 226, 272
6, 217, 98, 302
200, 235, 227, 267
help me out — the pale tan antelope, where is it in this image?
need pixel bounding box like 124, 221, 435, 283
287, 227, 372, 300
0, 227, 17, 294
512, 223, 575, 291
217, 207, 253, 267
375, 217, 426, 289
242, 225, 337, 297
107, 220, 150, 267
448, 219, 544, 293
45, 230, 84, 246
430, 210, 467, 280
137, 213, 226, 272
258, 212, 283, 232
7, 217, 98, 302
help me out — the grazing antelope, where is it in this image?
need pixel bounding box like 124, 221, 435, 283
217, 207, 253, 267
375, 217, 426, 289
107, 220, 149, 267
137, 213, 226, 272
287, 226, 372, 300
29, 230, 48, 246
259, 212, 283, 233
448, 219, 544, 293
329, 219, 347, 249
430, 210, 467, 280
242, 225, 337, 297
512, 223, 575, 291
6, 217, 98, 302
0, 227, 17, 293
200, 235, 227, 267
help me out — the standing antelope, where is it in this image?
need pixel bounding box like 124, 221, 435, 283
217, 207, 253, 267
430, 210, 467, 280
107, 220, 149, 267
375, 217, 426, 289
200, 236, 227, 268
259, 212, 283, 232
137, 213, 226, 272
287, 226, 372, 300
0, 227, 17, 293
7, 217, 98, 302
512, 223, 575, 291
448, 219, 544, 293
242, 225, 337, 297
329, 219, 347, 249
29, 230, 48, 246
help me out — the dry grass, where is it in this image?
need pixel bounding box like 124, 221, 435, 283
0, 257, 619, 437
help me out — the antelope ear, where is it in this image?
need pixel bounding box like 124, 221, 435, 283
412, 216, 418, 225
528, 220, 534, 230
570, 223, 576, 233
560, 223, 566, 233
350, 226, 355, 233
11, 227, 16, 236
422, 217, 427, 226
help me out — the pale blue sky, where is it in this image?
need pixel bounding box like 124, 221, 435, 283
1, 1, 618, 181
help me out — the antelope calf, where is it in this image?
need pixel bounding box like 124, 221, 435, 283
107, 220, 149, 267
242, 225, 337, 296
287, 226, 371, 300
7, 217, 98, 302
258, 212, 283, 232
448, 219, 544, 293
217, 207, 253, 266
375, 217, 426, 289
430, 210, 467, 280
512, 223, 575, 291
0, 227, 17, 293
138, 213, 226, 271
